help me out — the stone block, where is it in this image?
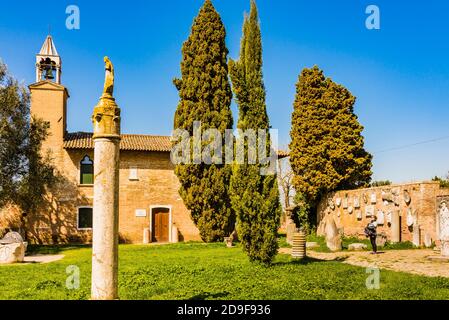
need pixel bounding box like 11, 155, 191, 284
348, 243, 368, 251
0, 242, 25, 264
306, 242, 320, 249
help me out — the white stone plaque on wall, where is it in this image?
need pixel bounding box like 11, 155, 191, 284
342, 196, 348, 209
365, 205, 375, 218
336, 198, 342, 207
406, 208, 415, 227
135, 209, 147, 217
353, 197, 360, 208
377, 210, 385, 225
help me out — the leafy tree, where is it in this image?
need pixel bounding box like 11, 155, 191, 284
289, 66, 372, 227
0, 61, 55, 232
371, 180, 392, 187
173, 0, 234, 242
432, 174, 449, 188
229, 0, 281, 264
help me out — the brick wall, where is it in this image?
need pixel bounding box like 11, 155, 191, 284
317, 182, 449, 244
26, 148, 201, 244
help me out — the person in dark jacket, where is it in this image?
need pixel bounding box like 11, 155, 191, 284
365, 216, 378, 254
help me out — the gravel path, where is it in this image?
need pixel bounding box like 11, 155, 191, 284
279, 248, 449, 278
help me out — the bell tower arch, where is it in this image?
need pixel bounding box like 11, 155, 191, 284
35, 35, 62, 84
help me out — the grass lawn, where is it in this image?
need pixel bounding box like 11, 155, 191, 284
1, 242, 449, 300
302, 234, 418, 253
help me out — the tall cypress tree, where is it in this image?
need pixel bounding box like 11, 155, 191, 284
229, 0, 281, 264
173, 0, 234, 242
289, 66, 372, 226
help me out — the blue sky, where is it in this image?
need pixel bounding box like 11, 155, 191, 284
1, 0, 448, 183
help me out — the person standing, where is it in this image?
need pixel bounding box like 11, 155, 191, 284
365, 216, 378, 254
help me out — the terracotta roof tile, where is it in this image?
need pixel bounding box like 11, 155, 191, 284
63, 132, 171, 152
64, 132, 290, 158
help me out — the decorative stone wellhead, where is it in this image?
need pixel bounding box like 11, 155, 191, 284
91, 57, 121, 300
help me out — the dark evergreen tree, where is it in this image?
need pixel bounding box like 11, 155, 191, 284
173, 0, 234, 242
0, 61, 55, 230
289, 66, 372, 227
229, 0, 281, 264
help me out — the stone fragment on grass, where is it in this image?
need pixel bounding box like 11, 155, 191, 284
325, 218, 342, 252
306, 242, 320, 249
348, 243, 368, 251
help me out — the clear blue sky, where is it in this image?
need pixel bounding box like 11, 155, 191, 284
1, 0, 448, 183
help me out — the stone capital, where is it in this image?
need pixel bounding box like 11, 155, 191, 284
92, 96, 121, 140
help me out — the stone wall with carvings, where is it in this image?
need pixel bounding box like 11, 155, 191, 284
317, 181, 449, 245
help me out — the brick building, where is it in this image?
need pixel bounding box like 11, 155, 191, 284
25, 35, 201, 244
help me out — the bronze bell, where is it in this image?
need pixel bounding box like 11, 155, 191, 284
44, 66, 55, 80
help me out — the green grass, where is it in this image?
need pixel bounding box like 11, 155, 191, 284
1, 242, 448, 300
300, 235, 419, 252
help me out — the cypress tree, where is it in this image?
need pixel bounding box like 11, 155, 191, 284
289, 66, 372, 227
173, 0, 234, 242
229, 0, 282, 264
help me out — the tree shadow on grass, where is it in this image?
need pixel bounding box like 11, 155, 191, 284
188, 291, 230, 300
26, 244, 91, 255
274, 255, 350, 266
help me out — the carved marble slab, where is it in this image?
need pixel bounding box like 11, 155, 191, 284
370, 193, 377, 204
365, 205, 375, 218
377, 210, 385, 225
353, 196, 360, 209
406, 208, 415, 227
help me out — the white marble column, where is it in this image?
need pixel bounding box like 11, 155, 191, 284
91, 57, 121, 300
91, 138, 120, 300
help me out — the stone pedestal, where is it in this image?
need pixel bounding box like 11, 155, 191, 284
391, 211, 401, 243
91, 58, 121, 301
291, 230, 306, 259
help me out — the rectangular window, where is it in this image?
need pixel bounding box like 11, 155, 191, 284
78, 207, 93, 230
129, 166, 138, 181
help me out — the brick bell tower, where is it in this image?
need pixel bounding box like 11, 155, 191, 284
29, 35, 69, 163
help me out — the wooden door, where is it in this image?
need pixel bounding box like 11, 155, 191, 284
152, 208, 170, 243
